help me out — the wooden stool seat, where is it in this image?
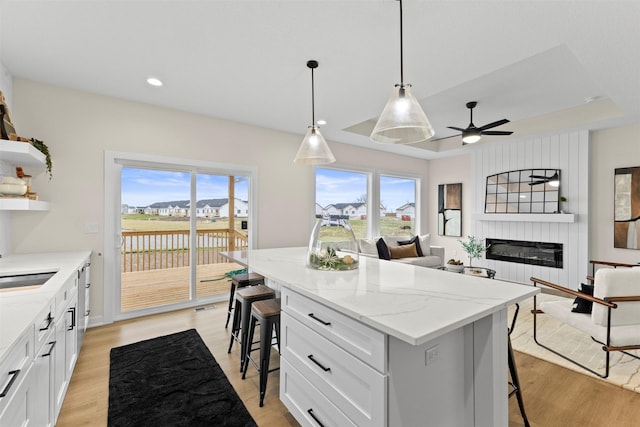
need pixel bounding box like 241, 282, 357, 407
242, 298, 281, 406
225, 273, 265, 328
228, 285, 275, 372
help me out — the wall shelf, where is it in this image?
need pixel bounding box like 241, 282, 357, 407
0, 198, 51, 211
0, 139, 46, 169
472, 213, 575, 223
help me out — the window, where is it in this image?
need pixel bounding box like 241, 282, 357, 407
380, 175, 417, 237
315, 167, 420, 239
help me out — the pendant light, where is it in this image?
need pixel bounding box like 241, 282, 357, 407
294, 60, 336, 165
371, 0, 434, 144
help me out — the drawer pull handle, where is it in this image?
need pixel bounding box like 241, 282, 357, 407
0, 370, 20, 398
307, 408, 325, 427
42, 341, 56, 357
308, 313, 331, 326
307, 354, 331, 372
68, 307, 76, 331
39, 312, 53, 331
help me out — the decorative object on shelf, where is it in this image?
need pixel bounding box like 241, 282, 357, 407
0, 91, 16, 140
307, 216, 359, 270
370, 0, 434, 144
614, 166, 640, 249
459, 235, 489, 267
558, 195, 567, 213
438, 183, 462, 237
485, 168, 561, 214
0, 176, 27, 196
294, 60, 335, 165
446, 259, 464, 272
30, 138, 53, 179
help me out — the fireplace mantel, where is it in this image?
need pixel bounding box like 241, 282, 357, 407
472, 213, 575, 223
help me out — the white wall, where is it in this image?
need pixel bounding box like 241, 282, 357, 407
590, 124, 640, 265
8, 78, 429, 321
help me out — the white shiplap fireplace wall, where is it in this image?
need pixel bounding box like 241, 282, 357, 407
471, 130, 589, 288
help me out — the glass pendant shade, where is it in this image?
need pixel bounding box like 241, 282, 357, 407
370, 84, 435, 144
294, 125, 336, 165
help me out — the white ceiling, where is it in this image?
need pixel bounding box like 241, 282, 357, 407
1, 0, 639, 160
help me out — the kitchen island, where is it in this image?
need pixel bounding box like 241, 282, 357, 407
247, 247, 539, 427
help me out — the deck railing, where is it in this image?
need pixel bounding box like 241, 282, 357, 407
121, 229, 248, 272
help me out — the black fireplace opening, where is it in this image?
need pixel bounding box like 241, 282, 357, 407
486, 238, 563, 269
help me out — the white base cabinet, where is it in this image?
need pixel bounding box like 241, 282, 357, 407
0, 254, 87, 426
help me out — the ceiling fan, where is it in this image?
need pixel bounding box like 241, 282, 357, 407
528, 171, 560, 186
445, 101, 513, 145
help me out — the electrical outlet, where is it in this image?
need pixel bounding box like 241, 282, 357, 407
84, 222, 99, 234
425, 345, 440, 366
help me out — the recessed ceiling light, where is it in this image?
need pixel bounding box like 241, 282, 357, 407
317, 119, 327, 126
584, 95, 602, 103
147, 77, 163, 87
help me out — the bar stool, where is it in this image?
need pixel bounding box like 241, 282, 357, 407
228, 285, 275, 371
242, 298, 281, 407
225, 272, 265, 328
508, 303, 530, 427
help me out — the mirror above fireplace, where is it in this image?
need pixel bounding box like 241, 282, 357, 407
485, 168, 561, 214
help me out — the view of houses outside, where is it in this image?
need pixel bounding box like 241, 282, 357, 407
316, 168, 417, 238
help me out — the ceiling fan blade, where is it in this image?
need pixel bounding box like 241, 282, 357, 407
478, 119, 509, 131
528, 180, 546, 186
447, 126, 466, 132
430, 134, 461, 142
481, 130, 513, 136
529, 175, 548, 179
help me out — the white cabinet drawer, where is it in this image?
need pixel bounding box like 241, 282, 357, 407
0, 328, 33, 417
283, 312, 386, 427
281, 287, 386, 372
35, 302, 55, 351
281, 358, 357, 427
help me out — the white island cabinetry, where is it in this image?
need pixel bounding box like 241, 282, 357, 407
248, 247, 539, 427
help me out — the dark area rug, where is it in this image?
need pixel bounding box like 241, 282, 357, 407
108, 329, 257, 427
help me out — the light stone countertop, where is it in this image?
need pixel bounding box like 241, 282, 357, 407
0, 251, 91, 362
248, 247, 539, 346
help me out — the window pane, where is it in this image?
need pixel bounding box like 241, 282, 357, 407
316, 168, 368, 239
381, 175, 416, 237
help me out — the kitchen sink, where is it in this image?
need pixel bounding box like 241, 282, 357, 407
0, 272, 57, 291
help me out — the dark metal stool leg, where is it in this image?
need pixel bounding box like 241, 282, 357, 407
239, 296, 254, 372
228, 299, 242, 353
508, 336, 530, 427
259, 317, 274, 407
242, 315, 258, 379
225, 281, 237, 329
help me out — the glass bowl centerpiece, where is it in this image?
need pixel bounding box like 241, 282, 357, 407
307, 216, 359, 271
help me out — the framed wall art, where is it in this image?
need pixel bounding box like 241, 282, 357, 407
438, 183, 462, 237
614, 166, 640, 249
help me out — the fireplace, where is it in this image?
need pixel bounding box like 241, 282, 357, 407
486, 238, 563, 268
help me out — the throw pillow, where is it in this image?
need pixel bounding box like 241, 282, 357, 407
359, 238, 378, 256
572, 283, 595, 314
418, 233, 431, 256
398, 236, 424, 257
389, 243, 419, 259
376, 238, 391, 260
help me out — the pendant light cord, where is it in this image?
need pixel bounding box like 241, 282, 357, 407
399, 0, 404, 86
311, 66, 315, 126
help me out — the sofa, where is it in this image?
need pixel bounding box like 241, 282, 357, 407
358, 234, 444, 268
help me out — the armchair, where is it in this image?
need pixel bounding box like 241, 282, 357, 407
530, 268, 640, 378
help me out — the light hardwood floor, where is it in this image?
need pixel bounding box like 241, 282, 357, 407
57, 303, 640, 427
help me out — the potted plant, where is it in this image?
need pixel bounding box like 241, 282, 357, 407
30, 138, 52, 180
459, 235, 489, 267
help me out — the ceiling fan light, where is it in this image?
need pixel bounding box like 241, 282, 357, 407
371, 84, 435, 144
294, 126, 336, 165
462, 130, 482, 144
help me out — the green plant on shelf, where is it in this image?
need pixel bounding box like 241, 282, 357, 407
459, 235, 489, 267
30, 138, 52, 180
